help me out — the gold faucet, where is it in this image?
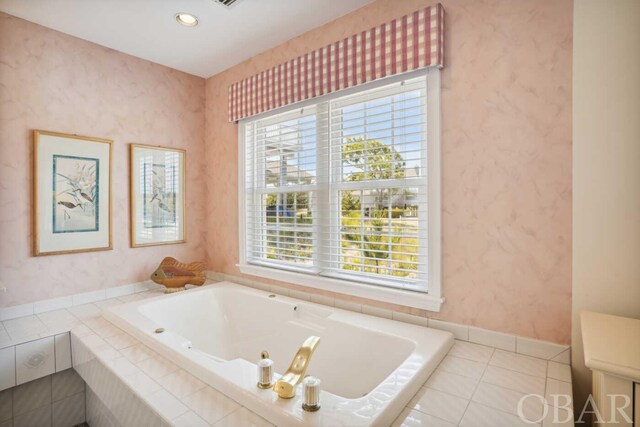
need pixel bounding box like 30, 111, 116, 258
273, 336, 320, 399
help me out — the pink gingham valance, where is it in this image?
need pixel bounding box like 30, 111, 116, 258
228, 3, 444, 123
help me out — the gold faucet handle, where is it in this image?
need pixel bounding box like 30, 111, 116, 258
273, 335, 320, 399
273, 377, 296, 399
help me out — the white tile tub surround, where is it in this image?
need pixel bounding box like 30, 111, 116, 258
438, 355, 487, 380
1, 331, 74, 392
39, 281, 569, 427
546, 361, 572, 383
0, 303, 34, 322
395, 341, 575, 427
205, 271, 571, 364
0, 279, 163, 322
468, 327, 516, 352
4, 315, 49, 340
0, 281, 169, 392
0, 277, 574, 426
490, 349, 548, 378
86, 385, 120, 427
447, 341, 494, 364
157, 369, 206, 399
481, 365, 546, 395
425, 369, 479, 400
52, 391, 85, 427
362, 304, 393, 319
73, 335, 169, 427
0, 286, 169, 393
409, 386, 469, 424
515, 337, 570, 360
72, 326, 265, 427
1, 272, 571, 364
392, 311, 429, 327
104, 282, 454, 426
15, 336, 56, 384
550, 349, 571, 365
0, 346, 15, 390
0, 326, 10, 349
33, 296, 73, 315
459, 401, 533, 427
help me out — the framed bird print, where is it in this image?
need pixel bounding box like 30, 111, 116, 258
34, 130, 113, 256
130, 144, 186, 247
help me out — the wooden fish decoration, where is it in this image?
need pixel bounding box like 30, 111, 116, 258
150, 257, 206, 293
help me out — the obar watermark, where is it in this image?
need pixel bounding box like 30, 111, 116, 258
517, 393, 633, 424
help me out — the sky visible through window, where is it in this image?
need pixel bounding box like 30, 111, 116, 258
273, 88, 424, 181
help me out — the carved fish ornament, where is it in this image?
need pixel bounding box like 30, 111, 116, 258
150, 257, 206, 293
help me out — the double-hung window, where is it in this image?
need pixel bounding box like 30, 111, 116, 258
239, 69, 442, 311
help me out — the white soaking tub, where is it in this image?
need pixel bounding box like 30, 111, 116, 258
105, 282, 453, 426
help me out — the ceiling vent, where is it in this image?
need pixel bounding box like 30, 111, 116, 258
213, 0, 239, 7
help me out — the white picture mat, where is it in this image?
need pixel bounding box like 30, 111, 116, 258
131, 146, 185, 245
37, 133, 110, 253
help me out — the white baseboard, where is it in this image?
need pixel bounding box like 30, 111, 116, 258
0, 280, 163, 321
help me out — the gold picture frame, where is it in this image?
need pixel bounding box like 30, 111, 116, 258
34, 130, 113, 256
130, 144, 186, 247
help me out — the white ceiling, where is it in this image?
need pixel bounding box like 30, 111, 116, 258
0, 0, 373, 78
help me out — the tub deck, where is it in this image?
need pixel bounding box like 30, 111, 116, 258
1, 280, 573, 426
104, 282, 454, 426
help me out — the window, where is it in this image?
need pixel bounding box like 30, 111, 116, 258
239, 69, 441, 311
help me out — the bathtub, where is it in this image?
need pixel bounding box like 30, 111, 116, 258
105, 282, 453, 426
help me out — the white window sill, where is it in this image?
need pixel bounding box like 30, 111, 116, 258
237, 263, 443, 312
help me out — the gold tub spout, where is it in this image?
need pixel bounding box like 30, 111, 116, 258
273, 336, 320, 399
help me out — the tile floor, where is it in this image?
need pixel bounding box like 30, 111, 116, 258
1, 288, 574, 427
392, 341, 573, 427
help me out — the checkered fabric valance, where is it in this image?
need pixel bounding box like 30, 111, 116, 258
228, 3, 444, 123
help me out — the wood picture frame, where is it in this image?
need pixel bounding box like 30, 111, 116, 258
34, 130, 113, 256
130, 144, 186, 247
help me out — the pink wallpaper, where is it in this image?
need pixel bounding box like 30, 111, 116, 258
204, 0, 573, 343
0, 0, 572, 344
0, 13, 207, 306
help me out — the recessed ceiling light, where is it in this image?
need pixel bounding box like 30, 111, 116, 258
175, 13, 198, 27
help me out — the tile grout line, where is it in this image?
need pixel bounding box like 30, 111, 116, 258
487, 364, 548, 379
543, 367, 548, 422
407, 403, 459, 425
465, 401, 542, 426
477, 382, 545, 400
458, 347, 495, 425
210, 404, 243, 426
548, 347, 566, 361
50, 367, 53, 425
83, 381, 87, 426
11, 366, 15, 426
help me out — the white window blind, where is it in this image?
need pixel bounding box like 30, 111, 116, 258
242, 72, 432, 294
244, 106, 323, 272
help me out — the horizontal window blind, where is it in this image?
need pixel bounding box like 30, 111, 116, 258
244, 107, 325, 271
243, 73, 429, 293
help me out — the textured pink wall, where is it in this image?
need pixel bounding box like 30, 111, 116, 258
0, 13, 207, 306
0, 0, 573, 344
204, 0, 573, 343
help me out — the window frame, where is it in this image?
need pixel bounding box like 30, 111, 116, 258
238, 68, 442, 312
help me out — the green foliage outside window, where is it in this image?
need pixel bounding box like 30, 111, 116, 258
264, 137, 420, 280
